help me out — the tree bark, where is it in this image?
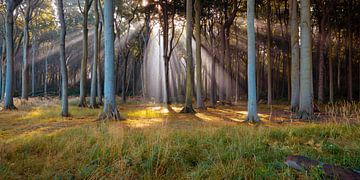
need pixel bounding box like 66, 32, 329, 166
0, 39, 4, 101
266, 0, 272, 105
100, 0, 122, 120
90, 0, 99, 108
329, 39, 334, 104
298, 0, 314, 119
22, 1, 30, 100
57, 0, 69, 117
4, 0, 22, 110
79, 0, 93, 107
346, 0, 353, 101
290, 0, 300, 112
181, 0, 195, 113
195, 0, 205, 109
318, 6, 328, 103
246, 0, 259, 122
31, 37, 36, 96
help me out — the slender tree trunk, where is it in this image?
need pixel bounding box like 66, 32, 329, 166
31, 37, 36, 96
318, 10, 327, 103
195, 0, 205, 109
290, 0, 300, 112
329, 40, 334, 103
0, 39, 4, 101
346, 0, 353, 101
1, 41, 5, 100
79, 0, 92, 107
210, 32, 216, 107
121, 53, 129, 103
266, 0, 272, 105
4, 0, 22, 110
97, 12, 103, 105
22, 4, 30, 100
44, 48, 49, 97
181, 0, 195, 113
90, 0, 99, 108
246, 0, 259, 122
100, 0, 122, 120
336, 31, 341, 91
298, 0, 313, 119
57, 0, 69, 117
235, 23, 239, 104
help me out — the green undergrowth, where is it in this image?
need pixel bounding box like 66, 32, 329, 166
1, 122, 359, 179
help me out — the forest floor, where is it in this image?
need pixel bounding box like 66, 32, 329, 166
0, 97, 360, 179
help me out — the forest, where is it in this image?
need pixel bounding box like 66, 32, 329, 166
0, 0, 360, 178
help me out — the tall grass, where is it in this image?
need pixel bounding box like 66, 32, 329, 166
1, 123, 360, 179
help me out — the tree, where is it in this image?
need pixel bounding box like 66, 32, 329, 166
0, 39, 4, 101
4, 0, 23, 110
180, 0, 195, 114
57, 0, 69, 117
245, 0, 259, 122
297, 0, 313, 119
90, 0, 99, 108
266, 0, 272, 105
290, 0, 300, 112
195, 0, 205, 109
317, 0, 329, 104
78, 0, 93, 107
100, 0, 122, 120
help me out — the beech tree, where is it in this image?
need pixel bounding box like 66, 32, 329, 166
56, 0, 69, 116
298, 0, 313, 119
78, 0, 93, 107
4, 0, 23, 110
245, 0, 259, 122
290, 0, 300, 112
90, 0, 99, 108
100, 0, 122, 120
180, 0, 195, 114
194, 0, 205, 109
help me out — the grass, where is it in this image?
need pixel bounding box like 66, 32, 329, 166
0, 97, 360, 179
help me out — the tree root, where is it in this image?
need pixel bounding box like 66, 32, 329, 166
245, 115, 261, 123
180, 106, 196, 114
4, 104, 18, 111
89, 104, 99, 109
78, 100, 88, 108
61, 112, 70, 117
98, 107, 124, 121
295, 111, 314, 121
290, 106, 299, 113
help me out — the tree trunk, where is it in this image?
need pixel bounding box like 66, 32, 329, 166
329, 40, 334, 104
44, 48, 49, 97
100, 0, 122, 120
266, 0, 272, 105
90, 0, 99, 108
318, 9, 328, 103
0, 39, 4, 101
195, 0, 205, 109
22, 3, 30, 100
336, 30, 341, 91
209, 31, 216, 107
290, 0, 300, 112
346, 0, 353, 101
181, 0, 195, 113
246, 0, 259, 122
57, 0, 69, 117
79, 0, 92, 107
298, 0, 313, 119
31, 37, 36, 96
1, 41, 5, 100
4, 0, 22, 110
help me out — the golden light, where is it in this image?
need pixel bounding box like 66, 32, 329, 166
142, 0, 148, 7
